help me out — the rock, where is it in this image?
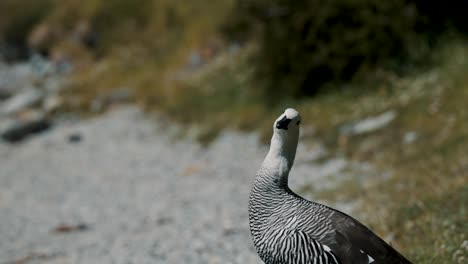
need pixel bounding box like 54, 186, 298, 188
189, 51, 203, 69
0, 85, 12, 100
1, 111, 51, 143
67, 132, 82, 143
156, 216, 172, 226
0, 63, 31, 96
403, 131, 418, 144
43, 95, 63, 114
30, 53, 54, 77
340, 110, 397, 136
1, 89, 44, 116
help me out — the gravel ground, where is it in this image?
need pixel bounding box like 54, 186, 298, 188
0, 107, 352, 264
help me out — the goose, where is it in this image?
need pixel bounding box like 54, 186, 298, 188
249, 108, 412, 264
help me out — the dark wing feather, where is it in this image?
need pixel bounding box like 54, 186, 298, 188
321, 209, 412, 264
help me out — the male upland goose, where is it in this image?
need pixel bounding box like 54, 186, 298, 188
249, 108, 412, 264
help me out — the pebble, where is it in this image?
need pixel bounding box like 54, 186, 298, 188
1, 89, 43, 116
0, 110, 51, 142
403, 131, 418, 144
0, 55, 65, 143
340, 110, 397, 136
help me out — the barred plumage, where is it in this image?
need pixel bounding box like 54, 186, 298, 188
249, 108, 412, 264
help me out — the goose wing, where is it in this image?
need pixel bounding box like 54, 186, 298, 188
320, 209, 412, 264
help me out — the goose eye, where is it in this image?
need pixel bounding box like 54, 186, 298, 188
296, 121, 301, 125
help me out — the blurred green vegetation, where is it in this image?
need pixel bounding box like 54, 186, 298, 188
224, 0, 468, 99
225, 1, 423, 99
1, 0, 466, 100
0, 1, 467, 262
0, 0, 52, 59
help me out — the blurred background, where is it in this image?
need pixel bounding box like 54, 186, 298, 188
0, 0, 467, 263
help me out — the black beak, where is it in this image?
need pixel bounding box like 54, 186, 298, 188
276, 116, 292, 130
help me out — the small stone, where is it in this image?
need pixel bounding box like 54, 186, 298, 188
461, 240, 468, 250
0, 85, 13, 100
156, 216, 172, 226
189, 51, 202, 69
1, 89, 43, 116
223, 228, 237, 236
30, 53, 53, 77
339, 110, 397, 136
67, 132, 82, 143
403, 131, 418, 144
43, 95, 63, 114
1, 111, 51, 142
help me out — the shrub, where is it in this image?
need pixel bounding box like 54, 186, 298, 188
414, 0, 468, 35
224, 0, 458, 100
0, 0, 52, 59
90, 0, 151, 51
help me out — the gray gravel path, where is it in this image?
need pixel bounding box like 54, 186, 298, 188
0, 107, 352, 264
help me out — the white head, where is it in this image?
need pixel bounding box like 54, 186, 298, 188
266, 108, 302, 176
273, 108, 302, 132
